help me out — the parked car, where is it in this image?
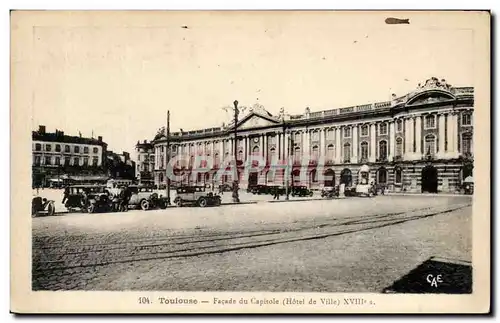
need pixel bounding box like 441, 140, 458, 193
344, 186, 359, 197
250, 185, 271, 195
174, 186, 222, 207
128, 185, 169, 210
64, 185, 112, 213
31, 196, 55, 217
291, 186, 314, 197
321, 186, 339, 198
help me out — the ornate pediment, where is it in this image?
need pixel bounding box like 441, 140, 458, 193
406, 92, 455, 106
236, 114, 280, 130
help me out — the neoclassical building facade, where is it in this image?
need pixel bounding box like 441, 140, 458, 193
152, 78, 474, 193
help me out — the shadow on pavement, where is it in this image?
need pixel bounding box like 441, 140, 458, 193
382, 256, 472, 294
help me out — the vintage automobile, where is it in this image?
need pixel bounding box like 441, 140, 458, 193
463, 176, 474, 195
291, 186, 314, 197
250, 184, 271, 195
343, 186, 359, 197
127, 185, 170, 210
31, 196, 56, 217
321, 186, 339, 198
174, 186, 222, 207
64, 185, 112, 213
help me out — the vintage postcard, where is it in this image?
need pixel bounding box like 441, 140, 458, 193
10, 10, 490, 314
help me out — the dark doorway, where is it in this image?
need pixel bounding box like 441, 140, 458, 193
248, 172, 258, 187
421, 165, 438, 193
340, 168, 352, 186
324, 169, 335, 187
378, 167, 388, 185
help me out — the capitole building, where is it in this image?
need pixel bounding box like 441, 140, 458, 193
151, 77, 474, 193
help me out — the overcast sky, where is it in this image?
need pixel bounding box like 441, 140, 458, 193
29, 11, 477, 155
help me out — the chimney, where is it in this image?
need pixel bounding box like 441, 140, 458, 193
98, 136, 102, 142
60, 131, 64, 137
39, 125, 46, 134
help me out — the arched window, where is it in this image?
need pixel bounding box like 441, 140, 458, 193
360, 142, 369, 160
310, 169, 318, 183
394, 167, 402, 184
252, 146, 260, 154
424, 134, 436, 155
327, 144, 335, 161
343, 143, 351, 162
378, 140, 388, 160
266, 171, 274, 183
462, 132, 473, 155
395, 137, 403, 157
238, 149, 243, 160
425, 115, 436, 129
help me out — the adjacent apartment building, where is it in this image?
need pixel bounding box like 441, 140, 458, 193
151, 78, 474, 193
32, 125, 108, 187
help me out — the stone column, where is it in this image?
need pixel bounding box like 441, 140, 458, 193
335, 127, 341, 163
352, 125, 358, 164
438, 114, 446, 158
263, 134, 268, 162
284, 132, 289, 160
369, 123, 376, 162
404, 118, 410, 158
449, 112, 459, 158
389, 121, 395, 161
415, 115, 422, 158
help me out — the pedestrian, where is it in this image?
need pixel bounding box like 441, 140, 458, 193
274, 187, 280, 200
62, 185, 70, 204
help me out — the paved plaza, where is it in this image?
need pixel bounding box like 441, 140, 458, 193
32, 194, 472, 292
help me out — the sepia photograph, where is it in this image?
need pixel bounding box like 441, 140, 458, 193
10, 10, 490, 314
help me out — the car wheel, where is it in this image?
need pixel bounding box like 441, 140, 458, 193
159, 201, 167, 209
87, 204, 95, 213
140, 199, 150, 211
47, 203, 55, 216
198, 197, 207, 207
214, 198, 221, 206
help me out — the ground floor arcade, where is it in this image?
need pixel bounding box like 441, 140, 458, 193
153, 159, 473, 194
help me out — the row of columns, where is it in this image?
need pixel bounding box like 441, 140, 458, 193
154, 111, 464, 170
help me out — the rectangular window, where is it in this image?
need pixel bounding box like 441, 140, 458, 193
326, 129, 334, 140
74, 146, 80, 153
343, 127, 351, 138
84, 146, 89, 154
311, 131, 319, 141
83, 157, 89, 166
44, 156, 51, 165
92, 157, 98, 166
65, 145, 70, 153
34, 156, 41, 166
74, 157, 80, 166
45, 144, 51, 152
93, 147, 99, 154
55, 157, 61, 165
361, 126, 369, 137
64, 157, 70, 165
462, 113, 472, 126
379, 123, 388, 135
55, 144, 61, 152
397, 120, 403, 132
35, 143, 42, 151
425, 115, 436, 129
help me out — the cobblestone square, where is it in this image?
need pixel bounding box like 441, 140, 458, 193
32, 195, 472, 292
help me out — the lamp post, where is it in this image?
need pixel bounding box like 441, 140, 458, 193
232, 100, 240, 203
166, 110, 171, 205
